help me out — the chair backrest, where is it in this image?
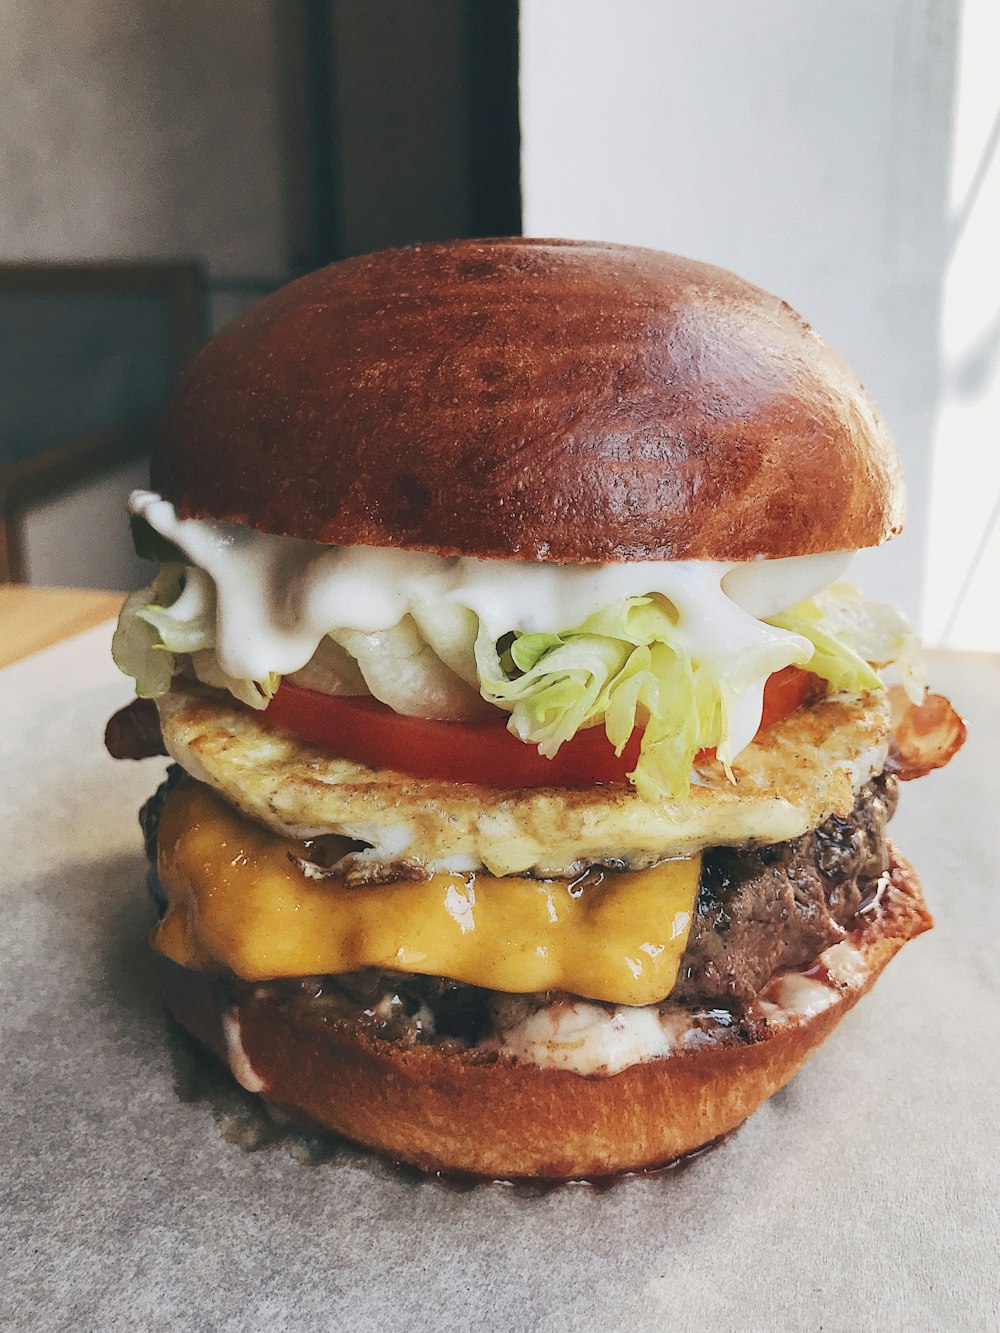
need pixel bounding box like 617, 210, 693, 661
0, 261, 204, 583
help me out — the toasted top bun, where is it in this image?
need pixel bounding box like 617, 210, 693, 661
153, 238, 904, 563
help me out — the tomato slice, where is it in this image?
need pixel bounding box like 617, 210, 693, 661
758, 663, 818, 734
263, 685, 641, 787
260, 665, 819, 789
692, 664, 818, 766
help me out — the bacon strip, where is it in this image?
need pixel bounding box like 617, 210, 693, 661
887, 686, 966, 782
105, 698, 168, 760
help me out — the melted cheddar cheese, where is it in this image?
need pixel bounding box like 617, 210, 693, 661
154, 781, 702, 1006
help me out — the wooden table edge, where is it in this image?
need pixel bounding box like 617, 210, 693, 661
0, 585, 124, 668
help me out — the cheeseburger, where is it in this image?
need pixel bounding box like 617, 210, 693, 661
106, 239, 964, 1180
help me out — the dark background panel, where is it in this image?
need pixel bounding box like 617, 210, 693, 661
280, 0, 521, 271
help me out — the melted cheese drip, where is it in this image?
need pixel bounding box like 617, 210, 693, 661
154, 781, 702, 1006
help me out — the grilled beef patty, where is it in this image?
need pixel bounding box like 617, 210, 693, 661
675, 771, 898, 1006
142, 770, 897, 1044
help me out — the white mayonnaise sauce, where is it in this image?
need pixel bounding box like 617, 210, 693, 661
221, 1009, 266, 1093
487, 935, 868, 1074
131, 491, 854, 754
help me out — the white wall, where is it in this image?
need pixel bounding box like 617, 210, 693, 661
20, 458, 152, 591
924, 0, 1000, 652
520, 0, 963, 637
0, 0, 288, 276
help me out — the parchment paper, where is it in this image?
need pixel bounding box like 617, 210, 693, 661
2, 625, 997, 1332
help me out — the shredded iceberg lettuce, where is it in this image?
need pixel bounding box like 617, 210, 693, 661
474, 586, 924, 802
476, 595, 812, 803
113, 572, 483, 717
330, 617, 490, 720
113, 563, 923, 804
765, 602, 882, 695
767, 584, 925, 704
112, 566, 187, 699
815, 583, 926, 704
112, 566, 278, 708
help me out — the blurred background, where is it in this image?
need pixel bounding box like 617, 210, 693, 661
1, 0, 996, 649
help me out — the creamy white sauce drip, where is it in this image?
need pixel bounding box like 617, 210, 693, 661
221, 1009, 266, 1093
487, 940, 868, 1074
131, 491, 854, 755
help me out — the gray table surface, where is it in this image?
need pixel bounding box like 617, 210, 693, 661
2, 627, 997, 1333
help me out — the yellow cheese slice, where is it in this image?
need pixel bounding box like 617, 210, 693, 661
154, 781, 701, 1006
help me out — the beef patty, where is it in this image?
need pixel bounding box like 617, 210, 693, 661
676, 771, 898, 1006
142, 770, 897, 1043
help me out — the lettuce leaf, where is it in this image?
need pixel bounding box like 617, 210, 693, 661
113, 558, 921, 806
476, 594, 812, 802
408, 599, 482, 688
330, 616, 491, 720
188, 650, 280, 709
766, 584, 924, 703
111, 566, 186, 698
765, 600, 883, 695
112, 566, 277, 708
814, 583, 926, 703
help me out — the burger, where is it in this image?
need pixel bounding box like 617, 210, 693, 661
105, 239, 964, 1180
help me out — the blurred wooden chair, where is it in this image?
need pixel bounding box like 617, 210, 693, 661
0, 261, 204, 585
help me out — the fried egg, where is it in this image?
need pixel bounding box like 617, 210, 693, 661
157, 684, 890, 877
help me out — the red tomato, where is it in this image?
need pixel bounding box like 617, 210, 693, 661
693, 665, 818, 766
263, 684, 641, 787
261, 666, 818, 789
757, 664, 817, 734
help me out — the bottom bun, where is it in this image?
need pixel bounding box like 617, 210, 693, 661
158, 845, 930, 1180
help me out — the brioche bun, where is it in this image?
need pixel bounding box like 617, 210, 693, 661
131, 242, 931, 1181
153, 239, 903, 564
158, 847, 929, 1180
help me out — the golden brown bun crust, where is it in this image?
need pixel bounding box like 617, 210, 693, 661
159, 846, 930, 1180
153, 239, 904, 563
